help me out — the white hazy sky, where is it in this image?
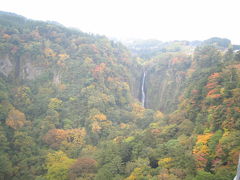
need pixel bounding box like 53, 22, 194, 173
1, 0, 240, 43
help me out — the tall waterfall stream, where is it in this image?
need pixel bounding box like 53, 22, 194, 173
141, 72, 146, 107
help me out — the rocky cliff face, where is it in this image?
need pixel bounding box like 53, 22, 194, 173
143, 53, 192, 113
0, 55, 13, 76
0, 46, 192, 115
0, 53, 45, 81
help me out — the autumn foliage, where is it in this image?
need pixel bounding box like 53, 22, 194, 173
205, 73, 222, 99
1, 11, 240, 180
68, 157, 97, 180
193, 133, 213, 169
43, 128, 86, 149
6, 108, 26, 129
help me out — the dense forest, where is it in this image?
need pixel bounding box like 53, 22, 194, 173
0, 11, 240, 180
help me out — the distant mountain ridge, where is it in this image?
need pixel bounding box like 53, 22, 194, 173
123, 37, 240, 59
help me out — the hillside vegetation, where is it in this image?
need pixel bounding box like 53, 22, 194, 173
0, 11, 240, 180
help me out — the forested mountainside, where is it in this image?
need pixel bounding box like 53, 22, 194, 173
0, 11, 240, 180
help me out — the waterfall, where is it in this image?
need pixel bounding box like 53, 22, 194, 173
141, 72, 146, 107
234, 156, 240, 180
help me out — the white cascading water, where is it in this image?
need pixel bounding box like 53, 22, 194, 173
234, 156, 240, 180
141, 72, 146, 107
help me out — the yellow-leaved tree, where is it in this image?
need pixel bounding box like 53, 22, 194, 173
45, 151, 76, 180
6, 108, 26, 129
193, 133, 213, 169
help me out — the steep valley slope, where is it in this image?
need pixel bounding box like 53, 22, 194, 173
0, 11, 240, 180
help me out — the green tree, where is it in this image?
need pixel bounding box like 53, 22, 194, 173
45, 151, 75, 180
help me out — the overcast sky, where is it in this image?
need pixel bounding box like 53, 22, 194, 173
1, 0, 240, 43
